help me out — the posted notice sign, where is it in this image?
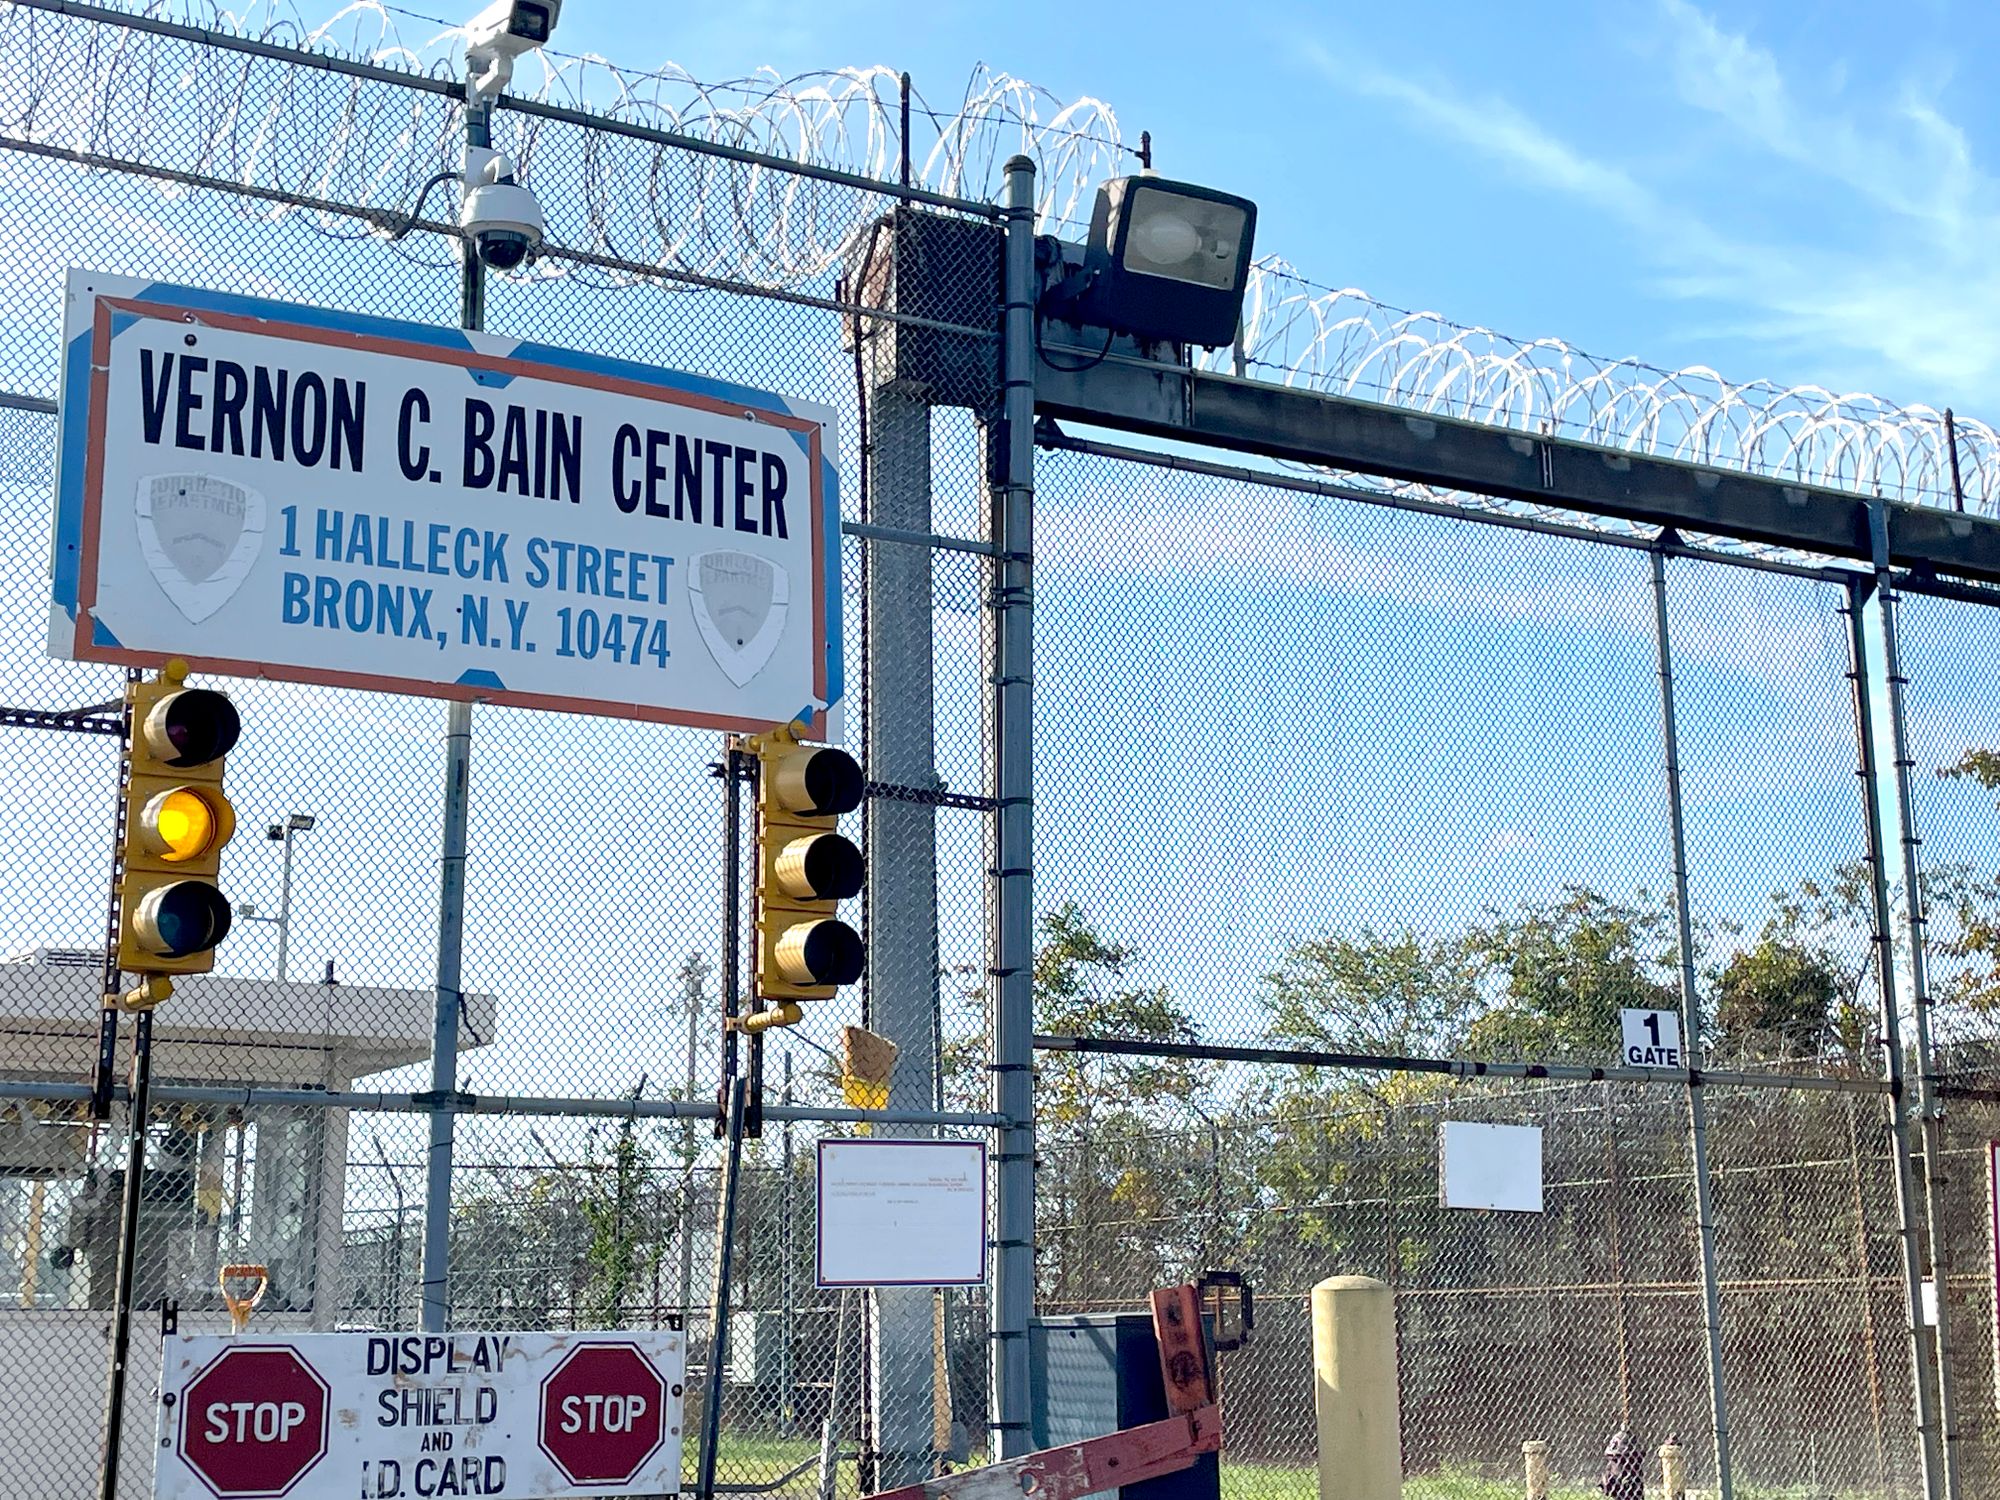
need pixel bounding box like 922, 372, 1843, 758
53, 269, 842, 734
154, 1328, 684, 1500
817, 1137, 987, 1288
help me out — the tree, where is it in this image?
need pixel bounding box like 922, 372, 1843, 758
1264, 928, 1482, 1059
1025, 903, 1224, 1304
1463, 887, 1679, 1059
1713, 931, 1859, 1061
1928, 752, 2000, 1016
1034, 902, 1210, 1123
579, 1110, 665, 1326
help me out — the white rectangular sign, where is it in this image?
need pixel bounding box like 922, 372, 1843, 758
153, 1328, 683, 1500
1440, 1121, 1544, 1213
816, 1138, 988, 1287
54, 269, 842, 735
1620, 1007, 1684, 1069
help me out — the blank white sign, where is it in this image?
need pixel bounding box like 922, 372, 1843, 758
1440, 1122, 1544, 1213
817, 1138, 988, 1287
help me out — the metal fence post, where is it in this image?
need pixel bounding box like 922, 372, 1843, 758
1867, 504, 1962, 1498
1846, 572, 1945, 1500
419, 86, 487, 1337
988, 153, 1038, 1460
95, 1010, 154, 1500
697, 1074, 750, 1500
1647, 547, 1734, 1500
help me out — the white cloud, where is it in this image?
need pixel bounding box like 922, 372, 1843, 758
1300, 12, 2000, 406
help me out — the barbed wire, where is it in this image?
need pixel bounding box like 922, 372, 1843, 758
2, 0, 1994, 524
1216, 259, 2000, 522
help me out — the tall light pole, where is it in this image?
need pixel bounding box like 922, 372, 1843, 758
235, 812, 316, 981
272, 813, 315, 981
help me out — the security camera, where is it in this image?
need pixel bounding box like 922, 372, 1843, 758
464, 0, 560, 99
460, 149, 544, 271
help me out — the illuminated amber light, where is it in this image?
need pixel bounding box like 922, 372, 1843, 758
146, 788, 220, 862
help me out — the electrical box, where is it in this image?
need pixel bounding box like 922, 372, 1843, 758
728, 1311, 785, 1386
1028, 1313, 1220, 1500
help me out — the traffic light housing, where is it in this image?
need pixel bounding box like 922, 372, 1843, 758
115, 661, 240, 1000
753, 725, 864, 1011
839, 1024, 898, 1115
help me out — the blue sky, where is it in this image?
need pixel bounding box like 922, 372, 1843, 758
538, 0, 2000, 413
4, 0, 2000, 1101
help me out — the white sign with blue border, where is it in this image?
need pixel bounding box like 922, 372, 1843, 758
51, 269, 843, 735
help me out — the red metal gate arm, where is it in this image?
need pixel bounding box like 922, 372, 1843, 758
864, 1405, 1222, 1500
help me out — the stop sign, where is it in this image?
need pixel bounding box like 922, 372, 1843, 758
177, 1345, 330, 1498
537, 1340, 669, 1486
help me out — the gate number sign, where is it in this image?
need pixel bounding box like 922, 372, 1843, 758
1621, 1008, 1683, 1069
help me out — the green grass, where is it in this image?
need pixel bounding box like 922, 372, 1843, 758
697, 1441, 1883, 1500
1223, 1463, 1603, 1500
692, 1434, 821, 1488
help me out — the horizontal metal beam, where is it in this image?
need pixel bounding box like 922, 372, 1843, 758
1033, 343, 2000, 586
841, 519, 999, 556
1041, 429, 1862, 585
1034, 1032, 1894, 1096
0, 1077, 1005, 1127
0, 706, 122, 734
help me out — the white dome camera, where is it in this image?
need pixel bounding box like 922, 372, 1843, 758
460, 149, 544, 271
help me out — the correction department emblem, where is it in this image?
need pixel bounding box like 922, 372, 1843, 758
688, 551, 789, 687
135, 473, 265, 624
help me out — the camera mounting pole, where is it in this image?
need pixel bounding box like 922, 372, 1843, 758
414, 42, 493, 1343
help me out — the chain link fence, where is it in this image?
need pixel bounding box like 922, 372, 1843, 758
0, 5, 1996, 1500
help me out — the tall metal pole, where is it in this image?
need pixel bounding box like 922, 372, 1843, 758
275, 824, 297, 982
96, 1009, 154, 1500
419, 86, 488, 1336
679, 954, 704, 1323
697, 1074, 749, 1500
988, 154, 1038, 1460
1647, 547, 1733, 1500
782, 1051, 796, 1436
720, 745, 743, 1116
1867, 504, 1962, 1498
1847, 573, 1945, 1500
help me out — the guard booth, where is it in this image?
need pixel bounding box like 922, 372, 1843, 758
1029, 1311, 1223, 1500
0, 947, 496, 1499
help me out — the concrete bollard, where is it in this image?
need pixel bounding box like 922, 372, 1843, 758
1522, 1440, 1549, 1500
1312, 1276, 1402, 1500
1659, 1437, 1686, 1500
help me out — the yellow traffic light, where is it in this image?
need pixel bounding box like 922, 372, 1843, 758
753, 724, 864, 1011
115, 661, 241, 997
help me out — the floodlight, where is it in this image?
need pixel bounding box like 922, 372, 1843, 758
1057, 176, 1258, 349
